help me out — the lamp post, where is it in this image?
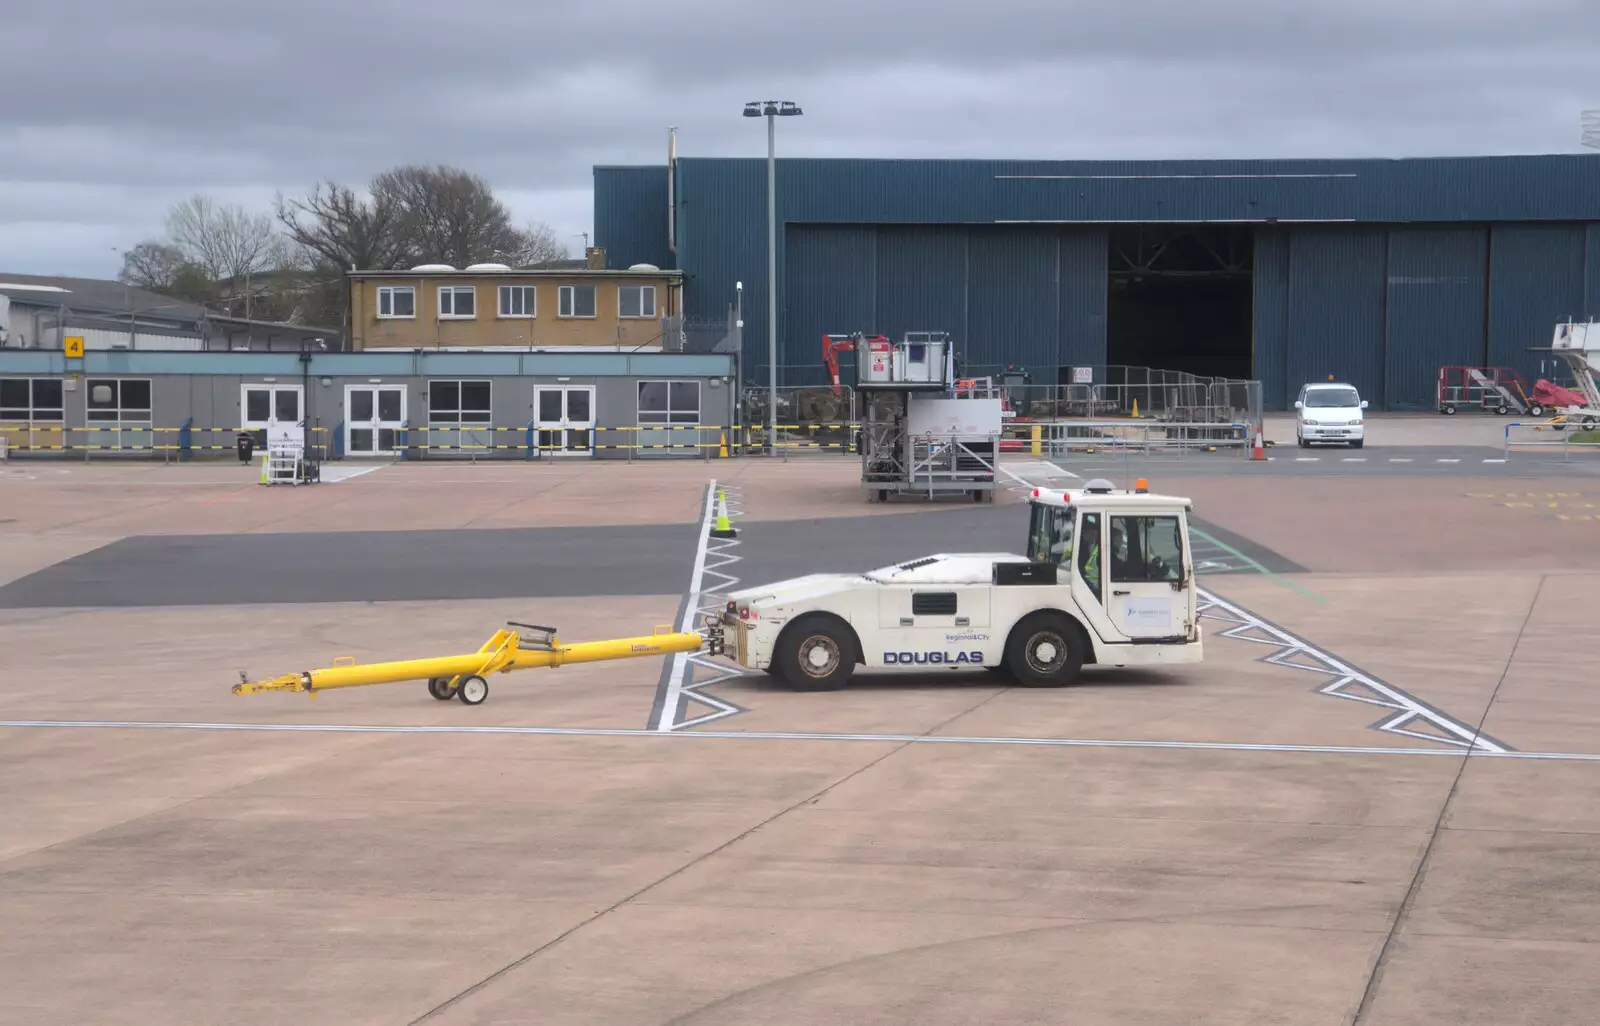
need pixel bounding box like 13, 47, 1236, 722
743, 100, 802, 454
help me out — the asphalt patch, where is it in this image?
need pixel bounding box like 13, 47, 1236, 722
0, 524, 696, 608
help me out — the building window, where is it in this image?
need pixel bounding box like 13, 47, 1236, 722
637, 380, 701, 425
86, 379, 152, 423
427, 379, 493, 426
498, 285, 536, 318
619, 285, 657, 319
438, 286, 476, 319
377, 286, 415, 318
559, 284, 597, 318
0, 378, 65, 421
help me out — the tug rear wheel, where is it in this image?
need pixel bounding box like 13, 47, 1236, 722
457, 675, 489, 705
428, 677, 457, 701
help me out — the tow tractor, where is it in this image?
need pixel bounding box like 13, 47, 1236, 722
711, 478, 1202, 690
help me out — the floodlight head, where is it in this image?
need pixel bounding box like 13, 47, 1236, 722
777, 101, 803, 117
1582, 109, 1600, 149
742, 102, 762, 118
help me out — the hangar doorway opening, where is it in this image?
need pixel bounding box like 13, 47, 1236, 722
1106, 225, 1253, 381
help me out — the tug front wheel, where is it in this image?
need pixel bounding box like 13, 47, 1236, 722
774, 614, 857, 692
456, 675, 489, 706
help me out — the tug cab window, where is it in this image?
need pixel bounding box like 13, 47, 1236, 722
1027, 503, 1076, 564
1109, 515, 1184, 583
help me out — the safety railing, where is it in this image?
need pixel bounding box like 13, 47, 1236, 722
1041, 420, 1251, 460
1503, 422, 1600, 461
0, 423, 333, 460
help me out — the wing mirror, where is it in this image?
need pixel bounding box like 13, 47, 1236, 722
1293, 401, 1303, 410
1360, 400, 1369, 409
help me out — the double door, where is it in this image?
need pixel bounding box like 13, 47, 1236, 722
241, 385, 303, 449
535, 386, 594, 456
346, 385, 406, 456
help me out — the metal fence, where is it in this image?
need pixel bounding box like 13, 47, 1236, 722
1503, 421, 1600, 461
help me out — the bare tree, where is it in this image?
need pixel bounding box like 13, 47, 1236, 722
372, 164, 523, 268
511, 220, 570, 266
275, 181, 407, 272
165, 195, 276, 316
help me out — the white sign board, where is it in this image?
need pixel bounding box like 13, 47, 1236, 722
907, 397, 1003, 440
1072, 366, 1093, 384
1121, 597, 1173, 632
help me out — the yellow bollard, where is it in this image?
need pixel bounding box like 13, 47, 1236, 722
1030, 424, 1042, 457
259, 452, 269, 484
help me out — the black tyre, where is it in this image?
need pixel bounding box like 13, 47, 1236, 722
1297, 436, 1308, 448
1529, 404, 1545, 417
1004, 612, 1086, 688
1350, 439, 1364, 449
972, 489, 984, 503
1443, 404, 1457, 415
1495, 404, 1509, 415
456, 675, 489, 705
427, 677, 456, 701
774, 615, 856, 691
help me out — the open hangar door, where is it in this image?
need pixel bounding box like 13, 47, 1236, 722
1106, 225, 1253, 380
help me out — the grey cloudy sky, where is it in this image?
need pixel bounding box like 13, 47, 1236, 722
4, 0, 1594, 277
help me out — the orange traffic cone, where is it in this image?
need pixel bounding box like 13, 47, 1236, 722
1250, 423, 1267, 461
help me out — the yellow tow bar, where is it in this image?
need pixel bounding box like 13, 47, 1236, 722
233, 620, 721, 706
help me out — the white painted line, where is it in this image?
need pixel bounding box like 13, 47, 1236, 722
321, 465, 384, 483
1000, 460, 1080, 483
656, 479, 717, 732
1482, 459, 1507, 464
1294, 457, 1319, 462
1389, 458, 1413, 463
1342, 458, 1366, 462
3, 718, 1596, 761
1437, 458, 1461, 463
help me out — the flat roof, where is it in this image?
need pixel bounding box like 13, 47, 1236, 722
349, 268, 681, 280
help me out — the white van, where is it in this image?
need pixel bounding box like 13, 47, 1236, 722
1295, 383, 1368, 448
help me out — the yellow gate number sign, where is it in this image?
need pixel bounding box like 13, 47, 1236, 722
63, 336, 84, 358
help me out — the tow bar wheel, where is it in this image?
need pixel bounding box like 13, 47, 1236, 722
456, 675, 489, 705
427, 677, 457, 701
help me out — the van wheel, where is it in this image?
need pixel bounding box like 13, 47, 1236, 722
1349, 439, 1363, 449
1004, 612, 1086, 687
775, 614, 856, 691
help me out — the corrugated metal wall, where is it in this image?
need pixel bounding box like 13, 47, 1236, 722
1486, 224, 1587, 377
1252, 229, 1291, 406
1284, 228, 1388, 405
592, 167, 672, 271
1587, 224, 1600, 317
777, 225, 1106, 386
1383, 227, 1488, 411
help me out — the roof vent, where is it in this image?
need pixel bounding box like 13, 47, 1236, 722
410, 263, 455, 272
1083, 478, 1115, 494
627, 263, 660, 271
464, 263, 510, 272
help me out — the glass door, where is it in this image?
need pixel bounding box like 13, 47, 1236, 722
241, 384, 304, 449
345, 385, 406, 456
534, 386, 595, 456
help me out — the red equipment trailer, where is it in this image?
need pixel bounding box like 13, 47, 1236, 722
1437, 366, 1542, 416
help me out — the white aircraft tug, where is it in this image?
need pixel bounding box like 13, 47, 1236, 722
712, 478, 1203, 690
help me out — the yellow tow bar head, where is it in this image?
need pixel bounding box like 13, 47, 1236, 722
233, 620, 716, 706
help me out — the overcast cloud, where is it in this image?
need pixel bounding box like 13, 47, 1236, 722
3, 0, 1594, 277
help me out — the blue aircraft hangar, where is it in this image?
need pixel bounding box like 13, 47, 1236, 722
595, 155, 1600, 410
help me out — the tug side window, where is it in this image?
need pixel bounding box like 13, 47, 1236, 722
1077, 513, 1103, 601
1110, 515, 1184, 583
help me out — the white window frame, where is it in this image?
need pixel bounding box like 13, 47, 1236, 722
86, 378, 153, 424
558, 284, 597, 319
0, 377, 66, 422
618, 284, 657, 319
426, 379, 494, 426
497, 285, 536, 319
377, 286, 416, 319
636, 379, 702, 425
438, 285, 477, 320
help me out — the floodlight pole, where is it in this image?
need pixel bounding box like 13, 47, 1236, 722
745, 100, 802, 455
